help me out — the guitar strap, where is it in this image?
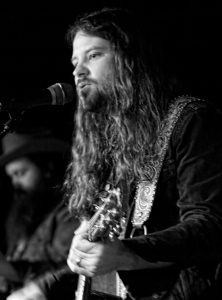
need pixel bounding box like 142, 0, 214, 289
131, 96, 202, 229
117, 96, 203, 299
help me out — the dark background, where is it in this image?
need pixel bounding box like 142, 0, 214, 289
0, 1, 222, 107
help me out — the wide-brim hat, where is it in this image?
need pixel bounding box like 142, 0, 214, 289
0, 131, 69, 166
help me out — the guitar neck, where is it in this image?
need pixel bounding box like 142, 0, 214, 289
75, 186, 122, 300
75, 275, 92, 300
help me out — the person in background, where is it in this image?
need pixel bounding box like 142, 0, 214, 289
0, 128, 77, 299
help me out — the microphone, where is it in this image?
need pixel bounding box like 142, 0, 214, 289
0, 83, 75, 113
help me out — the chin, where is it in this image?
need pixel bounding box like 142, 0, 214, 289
79, 92, 101, 112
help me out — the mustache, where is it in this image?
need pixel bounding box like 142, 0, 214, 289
13, 187, 38, 204
76, 78, 96, 88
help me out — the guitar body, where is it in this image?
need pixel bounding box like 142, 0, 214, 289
75, 186, 125, 300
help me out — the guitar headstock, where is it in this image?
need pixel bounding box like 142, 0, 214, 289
88, 185, 124, 242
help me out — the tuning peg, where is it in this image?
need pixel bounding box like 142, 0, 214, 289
105, 183, 110, 191
109, 231, 115, 241
103, 216, 111, 225
112, 225, 121, 236
109, 208, 118, 216
93, 204, 100, 211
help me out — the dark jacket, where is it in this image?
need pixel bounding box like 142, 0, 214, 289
120, 99, 222, 299
2, 200, 78, 299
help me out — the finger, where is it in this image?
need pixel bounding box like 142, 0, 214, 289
68, 245, 88, 268
67, 256, 94, 277
70, 232, 89, 251
67, 248, 85, 271
74, 219, 89, 235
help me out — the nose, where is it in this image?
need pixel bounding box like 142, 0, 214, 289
12, 176, 21, 188
73, 62, 89, 79
10, 174, 23, 188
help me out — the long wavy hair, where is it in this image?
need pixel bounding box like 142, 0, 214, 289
63, 7, 173, 218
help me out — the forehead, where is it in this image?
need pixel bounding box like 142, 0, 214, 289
72, 31, 112, 56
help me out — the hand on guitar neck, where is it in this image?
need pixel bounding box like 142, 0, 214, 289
67, 186, 127, 300
67, 186, 125, 277
68, 221, 125, 277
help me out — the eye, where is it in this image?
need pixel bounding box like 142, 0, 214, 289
15, 169, 27, 177
89, 52, 102, 60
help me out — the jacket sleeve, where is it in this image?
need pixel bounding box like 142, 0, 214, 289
22, 203, 79, 266
43, 204, 78, 262
34, 266, 78, 300
122, 102, 222, 266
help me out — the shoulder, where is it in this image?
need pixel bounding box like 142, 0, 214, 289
170, 96, 222, 143
170, 95, 222, 120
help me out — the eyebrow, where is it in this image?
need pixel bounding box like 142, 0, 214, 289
71, 45, 109, 64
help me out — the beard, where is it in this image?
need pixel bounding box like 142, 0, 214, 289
76, 75, 119, 153
5, 185, 58, 250
77, 73, 116, 114
74, 76, 124, 190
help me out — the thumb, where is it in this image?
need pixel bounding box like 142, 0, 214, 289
74, 219, 89, 236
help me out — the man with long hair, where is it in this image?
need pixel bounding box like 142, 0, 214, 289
64, 7, 222, 300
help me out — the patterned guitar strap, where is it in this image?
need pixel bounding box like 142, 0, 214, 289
116, 96, 202, 299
